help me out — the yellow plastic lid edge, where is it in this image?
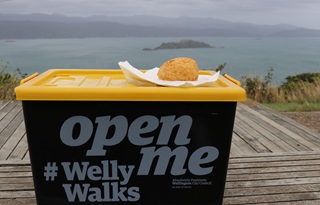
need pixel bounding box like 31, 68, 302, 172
223, 74, 241, 86
20, 72, 39, 85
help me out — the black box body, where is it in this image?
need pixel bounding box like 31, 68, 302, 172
22, 101, 237, 205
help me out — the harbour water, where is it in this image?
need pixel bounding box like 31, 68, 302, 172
1, 37, 320, 83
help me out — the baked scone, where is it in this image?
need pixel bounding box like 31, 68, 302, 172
157, 57, 199, 81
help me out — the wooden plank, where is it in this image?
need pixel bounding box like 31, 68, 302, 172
0, 198, 36, 205
0, 101, 19, 126
247, 103, 320, 153
0, 170, 32, 178
236, 107, 302, 152
230, 136, 247, 156
260, 200, 320, 205
233, 122, 271, 153
0, 163, 34, 203
0, 182, 34, 191
225, 183, 320, 197
0, 104, 24, 148
228, 158, 320, 170
228, 164, 320, 175
230, 152, 320, 163
0, 165, 31, 172
231, 132, 258, 156
23, 151, 30, 161
7, 134, 29, 161
0, 161, 30, 165
0, 122, 26, 160
236, 104, 309, 152
0, 191, 35, 199
252, 103, 320, 140
237, 103, 320, 151
224, 192, 320, 204
239, 102, 320, 143
0, 177, 33, 184
235, 110, 298, 153
0, 163, 34, 204
227, 168, 320, 180
227, 174, 320, 188
233, 150, 320, 158
0, 101, 10, 112
224, 152, 320, 204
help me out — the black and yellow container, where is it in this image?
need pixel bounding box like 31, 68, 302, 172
15, 69, 246, 205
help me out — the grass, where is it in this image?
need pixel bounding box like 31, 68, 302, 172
264, 102, 320, 112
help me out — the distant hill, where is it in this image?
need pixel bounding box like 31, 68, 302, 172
1, 13, 320, 39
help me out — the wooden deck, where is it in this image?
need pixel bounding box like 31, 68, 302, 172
0, 101, 29, 161
1, 100, 320, 204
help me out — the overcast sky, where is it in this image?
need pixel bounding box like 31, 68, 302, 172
1, 0, 320, 29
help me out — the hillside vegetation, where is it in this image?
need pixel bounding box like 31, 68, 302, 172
0, 60, 26, 100
241, 68, 320, 111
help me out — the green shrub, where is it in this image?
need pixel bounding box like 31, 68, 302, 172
280, 72, 320, 103
241, 67, 276, 103
281, 72, 320, 91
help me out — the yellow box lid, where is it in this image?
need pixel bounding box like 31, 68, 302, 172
14, 69, 247, 102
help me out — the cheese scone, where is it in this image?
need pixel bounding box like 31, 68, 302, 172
157, 57, 199, 81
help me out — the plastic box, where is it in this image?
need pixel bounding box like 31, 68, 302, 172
15, 69, 246, 205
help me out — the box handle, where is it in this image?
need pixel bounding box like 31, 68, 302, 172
223, 74, 241, 86
20, 72, 39, 85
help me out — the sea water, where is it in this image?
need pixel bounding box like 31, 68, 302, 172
1, 37, 320, 83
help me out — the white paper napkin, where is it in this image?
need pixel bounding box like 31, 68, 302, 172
118, 61, 220, 87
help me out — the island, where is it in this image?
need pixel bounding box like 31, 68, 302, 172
143, 39, 214, 51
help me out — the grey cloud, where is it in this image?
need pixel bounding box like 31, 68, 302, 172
248, 0, 319, 10
0, 0, 318, 15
